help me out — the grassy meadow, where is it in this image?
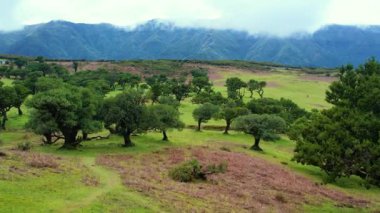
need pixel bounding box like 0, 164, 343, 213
1, 68, 379, 213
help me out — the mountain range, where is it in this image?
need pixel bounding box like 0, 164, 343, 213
1, 20, 380, 67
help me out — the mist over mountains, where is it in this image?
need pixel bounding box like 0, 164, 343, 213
0, 20, 379, 67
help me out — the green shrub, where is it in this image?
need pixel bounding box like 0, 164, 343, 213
206, 162, 228, 174
169, 159, 228, 182
169, 159, 205, 182
16, 141, 32, 151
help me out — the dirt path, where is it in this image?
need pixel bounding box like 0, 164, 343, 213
63, 157, 122, 213
63, 156, 165, 213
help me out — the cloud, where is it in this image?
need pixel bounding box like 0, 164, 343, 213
180, 0, 330, 36
0, 0, 380, 35
324, 0, 380, 25
0, 0, 23, 31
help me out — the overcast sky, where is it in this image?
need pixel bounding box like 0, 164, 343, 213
1, 0, 380, 36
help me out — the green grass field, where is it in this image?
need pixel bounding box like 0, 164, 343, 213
1, 70, 379, 212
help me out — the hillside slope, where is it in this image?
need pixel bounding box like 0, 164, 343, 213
1, 20, 380, 67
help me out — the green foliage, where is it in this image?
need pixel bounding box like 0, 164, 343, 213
16, 141, 32, 151
148, 104, 185, 141
34, 77, 65, 94
86, 79, 111, 95
247, 98, 282, 114
247, 98, 308, 125
206, 162, 228, 174
69, 70, 114, 92
169, 159, 228, 182
27, 85, 102, 148
191, 76, 212, 94
158, 96, 180, 109
225, 77, 247, 100
72, 61, 79, 72
233, 114, 286, 151
0, 85, 17, 129
192, 103, 219, 131
101, 90, 147, 146
292, 58, 380, 186
169, 159, 205, 182
168, 78, 190, 102
26, 62, 52, 76
191, 90, 227, 105
117, 72, 141, 89
35, 56, 45, 63
145, 74, 172, 104
12, 83, 30, 115
67, 69, 140, 93
14, 57, 28, 69
247, 79, 266, 98
190, 68, 208, 78
217, 100, 250, 134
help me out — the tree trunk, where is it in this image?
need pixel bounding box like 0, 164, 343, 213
82, 132, 88, 141
258, 90, 264, 98
1, 111, 7, 130
224, 120, 231, 134
251, 136, 263, 151
61, 129, 79, 149
17, 107, 23, 116
162, 130, 168, 141
43, 133, 52, 145
123, 128, 134, 147
197, 119, 202, 131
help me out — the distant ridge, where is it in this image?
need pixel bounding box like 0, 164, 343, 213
0, 20, 380, 67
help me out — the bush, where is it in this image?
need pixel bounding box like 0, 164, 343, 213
206, 162, 228, 174
169, 159, 205, 182
17, 141, 32, 151
169, 159, 228, 182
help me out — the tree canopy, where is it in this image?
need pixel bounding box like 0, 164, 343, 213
247, 79, 266, 98
148, 104, 184, 141
225, 77, 247, 100
101, 90, 147, 147
233, 114, 286, 151
247, 97, 308, 125
192, 103, 219, 131
291, 58, 380, 186
0, 85, 16, 130
216, 100, 250, 134
27, 86, 102, 148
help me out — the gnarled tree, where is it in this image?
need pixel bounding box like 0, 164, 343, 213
192, 103, 219, 131
148, 104, 185, 141
217, 101, 250, 134
101, 90, 147, 147
27, 86, 101, 148
233, 114, 286, 151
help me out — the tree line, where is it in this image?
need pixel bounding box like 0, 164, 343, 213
0, 57, 307, 151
